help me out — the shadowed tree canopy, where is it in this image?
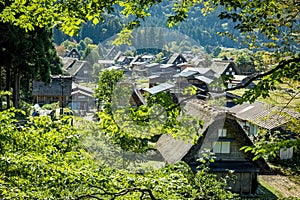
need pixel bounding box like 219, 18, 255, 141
0, 23, 62, 108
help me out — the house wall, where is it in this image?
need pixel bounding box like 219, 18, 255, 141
75, 65, 93, 82
196, 119, 248, 161
215, 172, 257, 194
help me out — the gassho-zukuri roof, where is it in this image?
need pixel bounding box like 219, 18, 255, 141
228, 101, 300, 130
156, 99, 226, 164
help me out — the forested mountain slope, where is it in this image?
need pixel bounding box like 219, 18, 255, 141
53, 2, 241, 50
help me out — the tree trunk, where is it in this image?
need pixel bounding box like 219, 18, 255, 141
12, 68, 20, 108
0, 65, 2, 110
5, 66, 10, 109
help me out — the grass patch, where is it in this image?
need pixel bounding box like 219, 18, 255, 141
258, 177, 284, 199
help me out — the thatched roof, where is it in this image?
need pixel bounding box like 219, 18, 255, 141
155, 99, 270, 173
32, 76, 72, 96
156, 99, 225, 164
167, 53, 187, 65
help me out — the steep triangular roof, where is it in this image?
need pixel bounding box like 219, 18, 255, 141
155, 99, 270, 172
167, 53, 187, 65
63, 60, 92, 76
65, 48, 81, 59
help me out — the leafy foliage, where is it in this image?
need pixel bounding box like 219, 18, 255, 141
0, 108, 237, 199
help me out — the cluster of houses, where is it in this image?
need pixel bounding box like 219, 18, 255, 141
32, 46, 298, 195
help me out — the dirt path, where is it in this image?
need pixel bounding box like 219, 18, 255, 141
259, 175, 300, 198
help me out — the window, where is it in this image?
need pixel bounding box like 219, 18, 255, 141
213, 141, 230, 153
218, 128, 227, 137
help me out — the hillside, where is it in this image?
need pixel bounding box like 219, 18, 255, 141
53, 2, 243, 50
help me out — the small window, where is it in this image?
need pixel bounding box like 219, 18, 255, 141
218, 128, 227, 137
84, 70, 88, 74
226, 71, 230, 75
213, 141, 230, 154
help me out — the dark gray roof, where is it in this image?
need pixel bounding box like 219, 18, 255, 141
167, 53, 187, 65
143, 82, 175, 94
32, 76, 73, 96
194, 75, 214, 84
72, 82, 94, 94
64, 60, 91, 76
229, 101, 300, 130
145, 63, 160, 68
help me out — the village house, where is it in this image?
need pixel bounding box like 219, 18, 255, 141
70, 83, 95, 115
167, 53, 187, 66
98, 59, 115, 69
62, 59, 93, 83
156, 99, 270, 195
229, 101, 300, 160
227, 75, 256, 89
173, 67, 216, 98
32, 75, 72, 107
105, 46, 119, 60
64, 48, 81, 59
210, 58, 240, 77
131, 61, 148, 77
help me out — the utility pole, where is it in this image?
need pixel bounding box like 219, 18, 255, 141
59, 75, 64, 115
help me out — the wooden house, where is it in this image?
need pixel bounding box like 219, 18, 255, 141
32, 75, 72, 107
229, 101, 300, 160
105, 46, 119, 59
210, 59, 240, 77
148, 75, 166, 87
167, 53, 187, 65
143, 82, 175, 95
227, 75, 256, 89
62, 59, 93, 83
70, 83, 95, 114
173, 68, 216, 98
145, 63, 161, 75
65, 48, 81, 59
98, 59, 115, 69
131, 61, 148, 77
156, 99, 270, 194
116, 55, 133, 65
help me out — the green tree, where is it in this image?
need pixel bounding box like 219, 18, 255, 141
0, 24, 62, 108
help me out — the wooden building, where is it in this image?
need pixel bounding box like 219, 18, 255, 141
65, 48, 81, 59
70, 83, 95, 114
156, 99, 270, 194
32, 76, 72, 107
210, 59, 240, 77
229, 101, 300, 160
167, 53, 187, 65
62, 59, 93, 83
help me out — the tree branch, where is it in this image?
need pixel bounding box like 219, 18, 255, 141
76, 186, 157, 200
225, 56, 300, 91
